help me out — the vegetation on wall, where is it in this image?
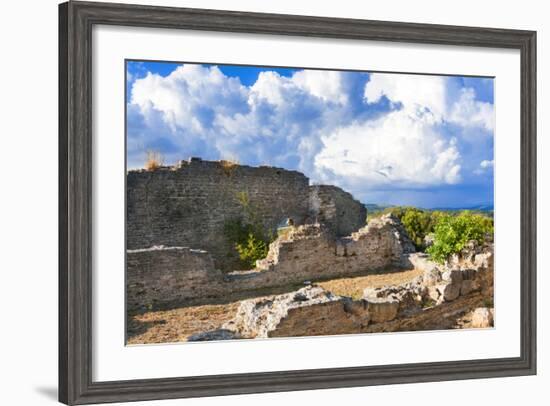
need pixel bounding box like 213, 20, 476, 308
145, 150, 164, 171
224, 191, 272, 269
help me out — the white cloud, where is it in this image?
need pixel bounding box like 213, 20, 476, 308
449, 88, 494, 131
128, 65, 493, 201
315, 109, 461, 186
474, 159, 494, 175
292, 70, 349, 104
364, 73, 447, 122
131, 64, 248, 134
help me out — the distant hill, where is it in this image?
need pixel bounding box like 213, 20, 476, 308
364, 203, 393, 214
430, 204, 494, 212
364, 203, 494, 213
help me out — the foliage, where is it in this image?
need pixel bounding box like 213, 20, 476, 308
400, 208, 436, 250
368, 206, 492, 254
426, 211, 494, 264
224, 191, 272, 269
235, 233, 269, 268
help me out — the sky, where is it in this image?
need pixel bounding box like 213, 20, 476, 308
126, 60, 494, 209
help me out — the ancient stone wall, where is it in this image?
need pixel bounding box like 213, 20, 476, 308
126, 246, 225, 310
126, 215, 414, 311
127, 158, 310, 269
308, 185, 367, 237
127, 158, 367, 270
216, 243, 494, 339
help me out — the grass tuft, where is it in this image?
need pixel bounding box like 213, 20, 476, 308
145, 150, 164, 171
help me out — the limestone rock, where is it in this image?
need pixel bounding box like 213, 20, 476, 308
442, 269, 463, 284
408, 253, 441, 286
187, 329, 240, 341
436, 282, 461, 302
460, 279, 480, 296
470, 307, 494, 328
363, 292, 400, 323
226, 286, 352, 339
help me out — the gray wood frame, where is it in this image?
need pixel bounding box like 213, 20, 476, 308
59, 1, 537, 404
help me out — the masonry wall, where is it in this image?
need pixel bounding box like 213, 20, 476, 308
127, 158, 311, 269
126, 246, 225, 310
126, 215, 415, 310
308, 185, 367, 237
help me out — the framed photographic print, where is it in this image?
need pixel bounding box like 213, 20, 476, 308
59, 1, 537, 404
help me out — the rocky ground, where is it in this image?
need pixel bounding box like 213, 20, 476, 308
127, 267, 422, 344
127, 239, 494, 345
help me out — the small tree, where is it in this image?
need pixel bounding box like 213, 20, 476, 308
400, 208, 435, 250
427, 211, 493, 264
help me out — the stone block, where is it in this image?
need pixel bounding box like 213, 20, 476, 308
365, 296, 400, 323
436, 282, 461, 302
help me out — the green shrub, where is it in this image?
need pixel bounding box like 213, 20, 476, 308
427, 211, 493, 264
224, 218, 271, 269
236, 233, 269, 268
400, 208, 436, 250
223, 191, 274, 269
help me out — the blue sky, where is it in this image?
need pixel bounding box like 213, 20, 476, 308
126, 60, 494, 209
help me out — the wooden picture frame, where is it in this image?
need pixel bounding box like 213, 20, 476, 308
59, 1, 536, 404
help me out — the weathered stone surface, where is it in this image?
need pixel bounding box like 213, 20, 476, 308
308, 185, 367, 237
409, 253, 441, 285
215, 243, 494, 340
460, 279, 480, 296
470, 307, 494, 328
442, 269, 464, 284
187, 329, 240, 341
364, 296, 400, 323
428, 285, 442, 302
224, 286, 358, 338
436, 282, 461, 302
126, 246, 222, 311
127, 159, 366, 269
127, 215, 417, 310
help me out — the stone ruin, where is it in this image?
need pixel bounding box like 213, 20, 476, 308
190, 241, 494, 340
126, 214, 415, 311
127, 158, 366, 270
126, 158, 494, 337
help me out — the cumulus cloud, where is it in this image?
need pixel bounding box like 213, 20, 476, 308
474, 159, 494, 175
449, 88, 495, 131
127, 63, 494, 206
364, 73, 447, 122
315, 110, 461, 187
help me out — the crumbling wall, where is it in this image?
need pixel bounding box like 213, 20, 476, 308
127, 158, 367, 270
126, 215, 415, 310
255, 214, 415, 279
126, 246, 224, 310
127, 158, 310, 269
308, 185, 367, 237
216, 243, 494, 339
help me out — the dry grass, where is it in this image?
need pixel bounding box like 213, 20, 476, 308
126, 268, 423, 345
220, 159, 239, 176
127, 302, 240, 345
145, 150, 164, 171
317, 268, 423, 300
